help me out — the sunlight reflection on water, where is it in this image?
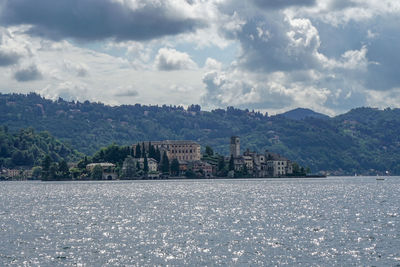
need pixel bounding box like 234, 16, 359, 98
0, 177, 399, 266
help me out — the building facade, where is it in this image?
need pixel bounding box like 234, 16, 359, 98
86, 162, 118, 180
139, 140, 201, 162
134, 158, 158, 172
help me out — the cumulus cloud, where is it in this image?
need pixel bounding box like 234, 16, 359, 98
1, 0, 400, 115
38, 81, 89, 101
14, 64, 43, 82
0, 27, 30, 66
155, 48, 197, 71
0, 0, 205, 41
204, 58, 222, 70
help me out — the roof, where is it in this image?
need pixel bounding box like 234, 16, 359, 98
150, 140, 200, 145
87, 162, 115, 167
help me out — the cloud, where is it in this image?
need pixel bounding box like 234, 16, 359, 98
204, 58, 222, 70
252, 0, 316, 9
14, 64, 43, 82
62, 60, 89, 77
155, 48, 197, 71
0, 50, 21, 66
1, 0, 400, 116
115, 89, 139, 97
0, 0, 205, 41
38, 81, 89, 101
224, 13, 323, 73
0, 27, 28, 66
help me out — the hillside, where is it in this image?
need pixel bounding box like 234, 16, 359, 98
1, 93, 400, 175
281, 108, 329, 120
0, 126, 82, 168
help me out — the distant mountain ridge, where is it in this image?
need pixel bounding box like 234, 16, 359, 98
1, 93, 400, 175
281, 108, 329, 120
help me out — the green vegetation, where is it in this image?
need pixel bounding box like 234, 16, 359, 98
2, 93, 400, 175
0, 125, 81, 169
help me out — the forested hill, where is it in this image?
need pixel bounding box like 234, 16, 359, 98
2, 93, 400, 175
0, 126, 82, 169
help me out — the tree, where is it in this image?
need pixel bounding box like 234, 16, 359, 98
141, 142, 146, 158
161, 151, 170, 173
187, 104, 201, 112
31, 166, 42, 180
58, 160, 70, 178
170, 158, 180, 176
229, 155, 235, 171
155, 147, 161, 163
143, 155, 149, 173
91, 165, 103, 180
48, 162, 58, 180
136, 161, 141, 171
205, 146, 214, 156
135, 143, 141, 158
121, 156, 136, 179
41, 155, 52, 180
185, 169, 196, 178
218, 156, 225, 171
70, 167, 81, 179
148, 143, 156, 159
77, 156, 89, 169
292, 162, 300, 174
11, 150, 24, 165
242, 164, 248, 176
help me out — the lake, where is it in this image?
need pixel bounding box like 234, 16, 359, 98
0, 177, 399, 266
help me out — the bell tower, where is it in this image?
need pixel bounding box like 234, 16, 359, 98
230, 136, 240, 158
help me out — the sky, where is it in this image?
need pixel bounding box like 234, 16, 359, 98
0, 0, 399, 116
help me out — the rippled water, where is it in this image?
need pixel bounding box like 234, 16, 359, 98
0, 177, 399, 266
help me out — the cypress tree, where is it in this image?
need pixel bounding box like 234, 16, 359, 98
149, 142, 156, 159
170, 158, 180, 176
229, 154, 235, 171
161, 151, 169, 173
143, 155, 149, 173
141, 142, 146, 157
218, 156, 225, 171
136, 161, 141, 171
155, 147, 161, 163
135, 143, 141, 158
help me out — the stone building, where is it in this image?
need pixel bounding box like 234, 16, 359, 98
265, 151, 293, 177
134, 140, 201, 162
133, 158, 158, 172
86, 162, 118, 180
228, 136, 294, 177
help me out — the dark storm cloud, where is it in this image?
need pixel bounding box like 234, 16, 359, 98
14, 65, 42, 82
0, 50, 21, 66
0, 0, 205, 41
252, 0, 316, 9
